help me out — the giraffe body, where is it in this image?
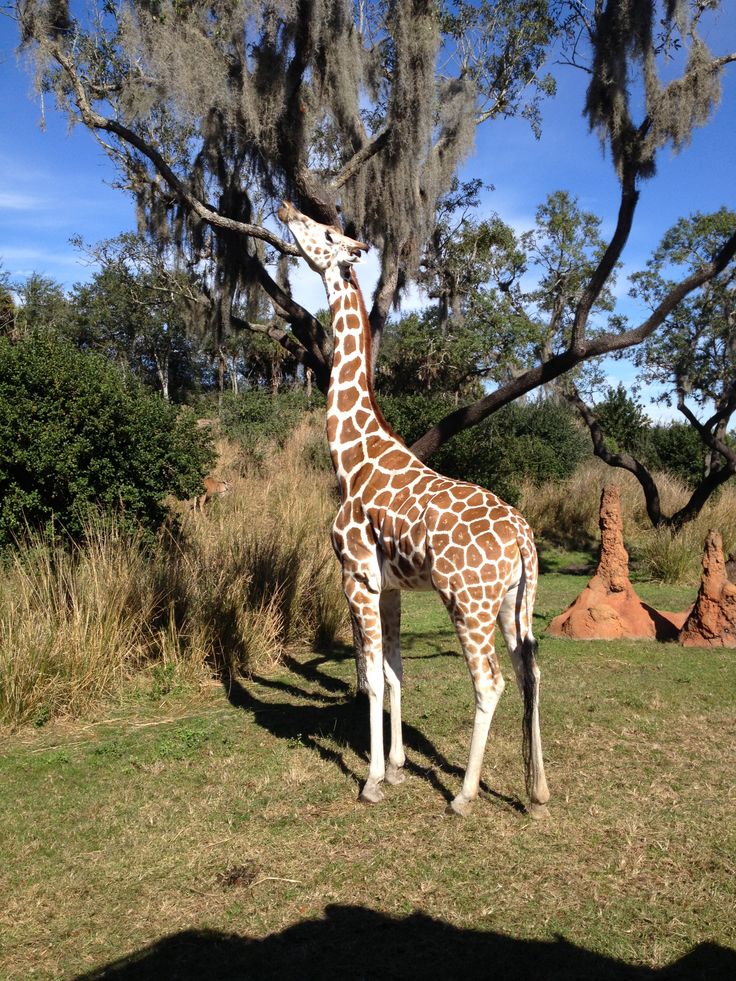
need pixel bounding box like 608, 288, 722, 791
279, 202, 549, 817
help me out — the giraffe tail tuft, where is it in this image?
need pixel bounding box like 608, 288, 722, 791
517, 538, 538, 800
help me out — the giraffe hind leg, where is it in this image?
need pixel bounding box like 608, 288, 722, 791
381, 590, 405, 785
446, 605, 505, 817
498, 583, 550, 817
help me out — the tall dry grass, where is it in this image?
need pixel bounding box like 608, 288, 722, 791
0, 423, 348, 729
519, 459, 736, 583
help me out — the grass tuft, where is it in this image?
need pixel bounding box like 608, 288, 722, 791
0, 422, 347, 730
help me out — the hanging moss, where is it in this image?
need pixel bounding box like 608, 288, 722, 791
584, 0, 724, 179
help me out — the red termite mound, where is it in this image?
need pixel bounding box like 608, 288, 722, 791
679, 530, 736, 648
547, 485, 687, 641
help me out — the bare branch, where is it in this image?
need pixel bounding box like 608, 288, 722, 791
331, 130, 390, 189
47, 42, 300, 257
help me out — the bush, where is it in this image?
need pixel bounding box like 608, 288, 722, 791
220, 389, 323, 463
643, 423, 705, 488
379, 394, 589, 504
0, 333, 212, 545
0, 427, 348, 729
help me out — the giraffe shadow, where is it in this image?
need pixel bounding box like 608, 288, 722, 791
220, 647, 525, 814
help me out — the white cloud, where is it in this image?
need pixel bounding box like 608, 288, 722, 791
0, 191, 46, 211
0, 246, 83, 266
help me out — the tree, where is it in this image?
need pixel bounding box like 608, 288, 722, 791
12, 1, 736, 469
408, 2, 736, 458
591, 383, 649, 456
70, 244, 197, 401
0, 264, 14, 337
566, 208, 736, 529
13, 272, 72, 335
14, 0, 557, 390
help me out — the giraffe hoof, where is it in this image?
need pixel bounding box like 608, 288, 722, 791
446, 795, 473, 818
527, 802, 550, 821
385, 763, 406, 786
359, 781, 385, 804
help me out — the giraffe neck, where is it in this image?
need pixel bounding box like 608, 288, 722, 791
323, 267, 398, 495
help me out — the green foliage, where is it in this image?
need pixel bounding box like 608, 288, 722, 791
380, 394, 589, 504
630, 208, 736, 414
644, 423, 705, 489
0, 263, 15, 336
594, 383, 650, 455
70, 257, 195, 401
220, 389, 324, 462
376, 311, 486, 400
13, 273, 72, 334
0, 333, 212, 545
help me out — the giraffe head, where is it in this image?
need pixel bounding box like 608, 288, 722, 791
278, 201, 368, 276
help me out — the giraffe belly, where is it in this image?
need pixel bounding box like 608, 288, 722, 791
380, 553, 434, 592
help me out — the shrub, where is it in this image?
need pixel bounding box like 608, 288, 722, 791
0, 427, 348, 729
220, 389, 323, 463
594, 383, 650, 455
379, 394, 589, 504
0, 333, 212, 545
643, 422, 705, 488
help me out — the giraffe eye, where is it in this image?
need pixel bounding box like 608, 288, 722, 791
325, 231, 334, 244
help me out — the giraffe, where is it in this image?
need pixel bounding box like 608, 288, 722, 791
278, 201, 550, 818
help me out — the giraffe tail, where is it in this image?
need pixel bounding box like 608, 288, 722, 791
516, 538, 539, 800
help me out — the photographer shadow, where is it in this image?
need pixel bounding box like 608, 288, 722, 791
77, 904, 736, 980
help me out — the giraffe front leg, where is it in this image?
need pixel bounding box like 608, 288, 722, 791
343, 573, 385, 804
381, 590, 405, 786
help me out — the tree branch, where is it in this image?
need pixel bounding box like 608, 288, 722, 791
409, 226, 736, 461
570, 166, 638, 351
566, 385, 736, 531
245, 258, 330, 391
677, 394, 736, 471
229, 315, 308, 365
331, 130, 390, 189
48, 43, 300, 257
562, 385, 665, 526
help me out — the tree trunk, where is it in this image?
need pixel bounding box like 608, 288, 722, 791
217, 348, 226, 406
154, 351, 170, 401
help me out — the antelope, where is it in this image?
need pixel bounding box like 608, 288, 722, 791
193, 476, 230, 512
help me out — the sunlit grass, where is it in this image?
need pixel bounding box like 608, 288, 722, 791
1, 585, 734, 978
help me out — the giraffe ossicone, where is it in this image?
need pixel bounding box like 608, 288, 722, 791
279, 201, 550, 817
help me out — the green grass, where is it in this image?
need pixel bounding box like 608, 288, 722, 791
1, 577, 735, 979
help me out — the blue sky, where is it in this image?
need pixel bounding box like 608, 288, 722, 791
1, 6, 735, 414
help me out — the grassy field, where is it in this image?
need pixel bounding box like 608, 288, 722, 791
1, 570, 735, 979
